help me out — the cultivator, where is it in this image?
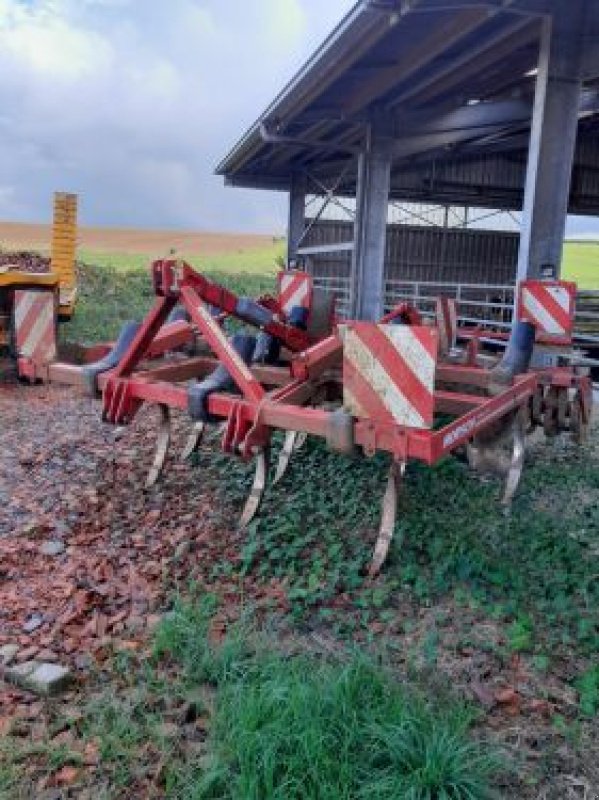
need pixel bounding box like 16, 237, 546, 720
32, 257, 591, 576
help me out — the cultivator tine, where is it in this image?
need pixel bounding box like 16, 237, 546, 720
273, 430, 300, 486
369, 460, 405, 578
145, 404, 171, 489
239, 447, 270, 529
181, 422, 206, 460
295, 432, 308, 450
502, 411, 526, 506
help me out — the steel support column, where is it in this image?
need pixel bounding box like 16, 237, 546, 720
352, 122, 392, 319
517, 6, 585, 281
287, 172, 307, 265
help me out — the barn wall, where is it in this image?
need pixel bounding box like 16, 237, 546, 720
301, 219, 520, 316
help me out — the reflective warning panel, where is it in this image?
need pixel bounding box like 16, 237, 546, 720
277, 270, 313, 316
340, 323, 438, 430
14, 289, 57, 365
518, 280, 576, 345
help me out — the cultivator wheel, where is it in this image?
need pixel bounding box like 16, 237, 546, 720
369, 460, 405, 578
145, 404, 171, 489
466, 409, 526, 506
239, 447, 271, 529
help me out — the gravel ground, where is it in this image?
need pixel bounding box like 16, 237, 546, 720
0, 379, 239, 670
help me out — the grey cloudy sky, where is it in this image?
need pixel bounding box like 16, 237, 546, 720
1, 0, 596, 236
0, 0, 354, 232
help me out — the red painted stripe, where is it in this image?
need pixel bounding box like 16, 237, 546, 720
409, 324, 438, 359
525, 285, 572, 333
351, 324, 433, 422
35, 326, 56, 363
279, 275, 309, 310
343, 356, 396, 424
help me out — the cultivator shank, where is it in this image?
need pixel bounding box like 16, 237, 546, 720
42, 261, 593, 577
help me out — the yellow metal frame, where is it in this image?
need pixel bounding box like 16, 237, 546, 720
51, 192, 78, 318
0, 271, 59, 289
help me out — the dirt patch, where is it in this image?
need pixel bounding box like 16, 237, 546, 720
0, 251, 50, 273
0, 221, 277, 256
0, 383, 252, 672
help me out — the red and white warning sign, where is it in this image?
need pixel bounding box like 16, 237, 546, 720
13, 289, 57, 365
518, 280, 576, 344
436, 296, 458, 355
341, 323, 438, 429
277, 270, 313, 317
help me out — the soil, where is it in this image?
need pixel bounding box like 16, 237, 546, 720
0, 222, 277, 256
0, 375, 597, 799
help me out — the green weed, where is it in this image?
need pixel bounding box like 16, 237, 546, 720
574, 665, 599, 717
156, 599, 499, 800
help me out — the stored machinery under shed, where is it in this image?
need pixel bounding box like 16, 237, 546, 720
217, 0, 599, 353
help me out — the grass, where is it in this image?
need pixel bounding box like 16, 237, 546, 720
59, 238, 597, 344
62, 243, 283, 343
0, 600, 499, 799
562, 241, 599, 289
199, 433, 599, 661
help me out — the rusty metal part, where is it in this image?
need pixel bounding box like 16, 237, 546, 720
557, 387, 569, 431
145, 404, 171, 489
239, 447, 270, 529
369, 460, 405, 578
181, 421, 206, 461
570, 389, 590, 444
543, 386, 559, 437
531, 386, 544, 427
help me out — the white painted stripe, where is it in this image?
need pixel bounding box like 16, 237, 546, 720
21, 300, 53, 358
344, 332, 427, 428
381, 325, 436, 390
522, 288, 565, 335
14, 292, 37, 330
283, 282, 309, 313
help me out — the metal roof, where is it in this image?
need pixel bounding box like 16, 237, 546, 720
216, 0, 599, 213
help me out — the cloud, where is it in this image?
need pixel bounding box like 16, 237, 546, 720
0, 0, 355, 233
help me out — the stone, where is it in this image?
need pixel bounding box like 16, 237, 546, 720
0, 644, 19, 666
7, 660, 40, 681
40, 540, 66, 557
6, 661, 73, 696
23, 613, 44, 634
174, 540, 192, 561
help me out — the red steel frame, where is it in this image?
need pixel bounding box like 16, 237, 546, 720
87, 259, 541, 467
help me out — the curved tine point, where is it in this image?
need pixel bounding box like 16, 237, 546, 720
294, 432, 308, 451
145, 404, 171, 490
502, 412, 526, 506
369, 461, 404, 579
239, 448, 270, 529
181, 421, 206, 461
273, 430, 299, 486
